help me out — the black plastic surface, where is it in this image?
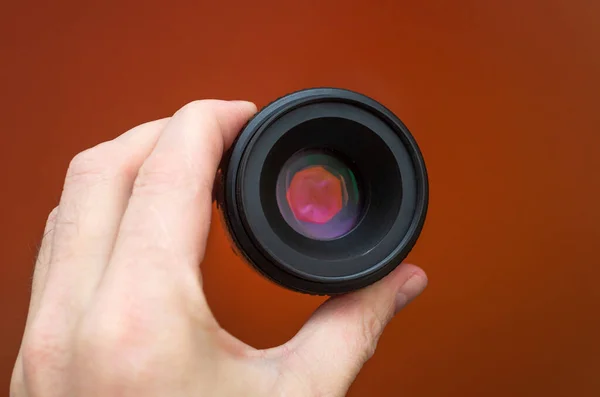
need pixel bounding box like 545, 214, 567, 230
217, 88, 428, 295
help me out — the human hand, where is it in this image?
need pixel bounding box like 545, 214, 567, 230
10, 100, 428, 397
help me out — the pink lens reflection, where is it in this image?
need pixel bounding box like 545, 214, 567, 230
285, 166, 345, 224
276, 150, 361, 240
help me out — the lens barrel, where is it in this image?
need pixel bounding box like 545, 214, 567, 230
216, 88, 428, 295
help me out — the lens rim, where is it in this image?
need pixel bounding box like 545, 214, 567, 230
218, 88, 428, 295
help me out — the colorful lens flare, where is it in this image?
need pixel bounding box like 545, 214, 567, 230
286, 165, 344, 224
276, 150, 361, 240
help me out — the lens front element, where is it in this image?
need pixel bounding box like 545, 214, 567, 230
276, 150, 361, 241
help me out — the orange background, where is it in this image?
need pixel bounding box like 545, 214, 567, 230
2, 1, 599, 396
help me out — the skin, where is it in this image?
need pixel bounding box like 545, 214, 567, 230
10, 100, 428, 397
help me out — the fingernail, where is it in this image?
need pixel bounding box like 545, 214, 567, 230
394, 273, 428, 314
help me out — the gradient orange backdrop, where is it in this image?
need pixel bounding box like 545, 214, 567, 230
2, 1, 599, 396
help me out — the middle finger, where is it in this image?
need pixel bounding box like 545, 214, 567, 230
104, 100, 256, 318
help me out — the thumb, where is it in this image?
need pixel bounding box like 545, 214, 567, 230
281, 264, 427, 395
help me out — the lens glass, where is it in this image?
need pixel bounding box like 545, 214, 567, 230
276, 149, 361, 240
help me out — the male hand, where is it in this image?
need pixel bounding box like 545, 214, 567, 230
11, 100, 427, 397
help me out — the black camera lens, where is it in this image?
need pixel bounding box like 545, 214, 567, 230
216, 88, 428, 295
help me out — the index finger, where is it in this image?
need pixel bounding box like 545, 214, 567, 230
106, 100, 256, 296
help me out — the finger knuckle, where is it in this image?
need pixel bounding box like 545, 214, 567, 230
66, 146, 110, 185
78, 322, 134, 365
132, 152, 213, 199
67, 145, 106, 176
133, 153, 195, 195
355, 306, 386, 361
76, 312, 166, 384
65, 142, 133, 187
21, 325, 68, 379
78, 297, 162, 358
79, 308, 134, 348
42, 207, 60, 237
46, 206, 59, 224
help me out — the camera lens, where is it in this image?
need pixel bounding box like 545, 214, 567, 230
216, 88, 428, 295
276, 149, 362, 241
